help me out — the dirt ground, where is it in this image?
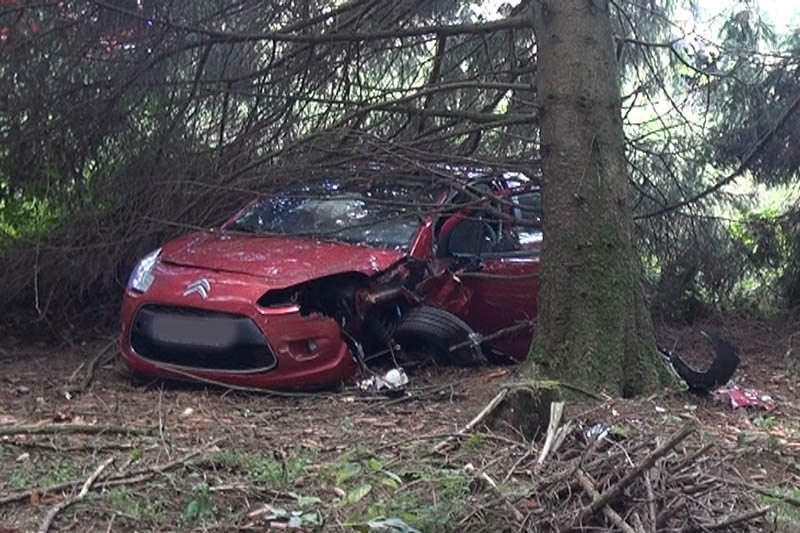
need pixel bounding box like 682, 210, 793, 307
1, 316, 799, 532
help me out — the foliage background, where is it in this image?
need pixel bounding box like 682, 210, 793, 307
0, 0, 798, 338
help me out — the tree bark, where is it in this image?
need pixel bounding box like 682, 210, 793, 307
527, 0, 667, 396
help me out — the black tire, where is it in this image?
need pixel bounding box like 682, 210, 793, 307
394, 306, 486, 366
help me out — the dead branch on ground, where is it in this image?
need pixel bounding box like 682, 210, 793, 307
0, 423, 155, 437
37, 456, 115, 533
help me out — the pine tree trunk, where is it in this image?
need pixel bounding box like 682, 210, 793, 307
527, 0, 667, 396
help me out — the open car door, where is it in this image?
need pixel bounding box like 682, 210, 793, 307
430, 182, 542, 360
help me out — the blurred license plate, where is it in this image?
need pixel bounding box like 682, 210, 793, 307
151, 315, 236, 348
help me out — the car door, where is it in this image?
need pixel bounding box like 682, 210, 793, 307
434, 184, 541, 360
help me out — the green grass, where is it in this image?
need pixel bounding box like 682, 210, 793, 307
762, 487, 800, 532
212, 446, 316, 488
105, 486, 167, 523
340, 460, 472, 533
7, 455, 82, 491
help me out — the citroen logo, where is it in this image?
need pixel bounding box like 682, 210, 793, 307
183, 279, 211, 299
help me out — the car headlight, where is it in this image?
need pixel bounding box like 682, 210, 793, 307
127, 248, 161, 293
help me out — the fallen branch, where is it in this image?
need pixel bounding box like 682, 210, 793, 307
448, 320, 536, 353
644, 470, 657, 533
688, 506, 772, 532
0, 441, 218, 506
64, 339, 117, 394
464, 464, 525, 522
5, 440, 139, 453
713, 477, 800, 508
432, 388, 508, 453
563, 422, 696, 531
575, 469, 636, 533
37, 456, 115, 533
0, 423, 155, 437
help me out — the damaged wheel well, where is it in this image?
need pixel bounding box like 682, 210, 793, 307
256, 265, 489, 367
257, 272, 372, 319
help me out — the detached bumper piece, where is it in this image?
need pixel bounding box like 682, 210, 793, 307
660, 331, 740, 394
131, 305, 276, 373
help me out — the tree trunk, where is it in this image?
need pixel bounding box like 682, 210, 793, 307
527, 0, 667, 396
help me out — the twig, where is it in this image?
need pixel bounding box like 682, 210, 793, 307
1, 441, 218, 505
669, 441, 713, 475
464, 464, 525, 522
644, 470, 657, 533
563, 422, 696, 531
550, 421, 574, 458
687, 506, 772, 531
575, 469, 636, 533
655, 497, 685, 529
0, 423, 155, 437
64, 339, 117, 394
432, 387, 508, 453
37, 456, 115, 533
448, 320, 536, 352
713, 477, 800, 508
157, 385, 170, 458
5, 440, 138, 453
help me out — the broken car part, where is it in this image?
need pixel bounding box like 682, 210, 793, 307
714, 385, 775, 411
358, 368, 410, 394
660, 331, 740, 394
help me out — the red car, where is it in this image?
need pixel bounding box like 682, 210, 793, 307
120, 171, 542, 389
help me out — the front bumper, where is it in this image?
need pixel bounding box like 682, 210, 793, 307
119, 264, 358, 389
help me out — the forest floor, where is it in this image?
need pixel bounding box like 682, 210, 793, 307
1, 316, 799, 533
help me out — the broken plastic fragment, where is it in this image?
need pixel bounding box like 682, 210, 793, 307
714, 385, 775, 411
584, 424, 610, 442
358, 368, 409, 393
367, 517, 422, 533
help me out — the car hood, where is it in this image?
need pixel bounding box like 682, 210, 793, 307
160, 231, 405, 286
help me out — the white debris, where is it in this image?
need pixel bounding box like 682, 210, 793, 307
358, 368, 409, 393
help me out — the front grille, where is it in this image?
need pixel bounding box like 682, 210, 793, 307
131, 305, 276, 372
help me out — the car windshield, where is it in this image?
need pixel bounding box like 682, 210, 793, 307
227, 178, 436, 249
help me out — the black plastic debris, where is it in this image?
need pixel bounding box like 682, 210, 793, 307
660, 331, 740, 394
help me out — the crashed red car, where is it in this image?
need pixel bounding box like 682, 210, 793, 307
120, 172, 542, 389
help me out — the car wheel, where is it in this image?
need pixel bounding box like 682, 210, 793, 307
394, 306, 486, 366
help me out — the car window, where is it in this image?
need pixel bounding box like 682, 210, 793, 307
513, 191, 542, 250
440, 210, 521, 257
437, 181, 544, 258
228, 180, 431, 249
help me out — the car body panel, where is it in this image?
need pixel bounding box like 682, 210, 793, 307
456, 257, 540, 359
160, 231, 406, 286
120, 262, 358, 389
